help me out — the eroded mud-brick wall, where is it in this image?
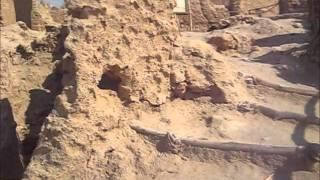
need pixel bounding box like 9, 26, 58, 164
176, 0, 280, 32
233, 0, 308, 16
2, 0, 44, 30
176, 0, 310, 32
50, 7, 67, 24
31, 0, 44, 30
0, 0, 16, 26
14, 0, 32, 27
176, 0, 230, 32
240, 0, 280, 17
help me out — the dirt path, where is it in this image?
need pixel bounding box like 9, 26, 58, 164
131, 16, 319, 179
156, 15, 320, 147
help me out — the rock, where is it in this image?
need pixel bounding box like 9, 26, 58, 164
292, 23, 303, 28
170, 70, 186, 84
208, 31, 252, 53
16, 44, 34, 60
173, 82, 187, 98
207, 32, 237, 51
156, 133, 181, 154
17, 21, 28, 30
237, 102, 254, 112
244, 76, 255, 85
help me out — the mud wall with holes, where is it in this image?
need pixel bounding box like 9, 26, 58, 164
0, 0, 16, 26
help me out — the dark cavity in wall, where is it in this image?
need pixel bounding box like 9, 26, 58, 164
14, 0, 32, 27
98, 70, 121, 92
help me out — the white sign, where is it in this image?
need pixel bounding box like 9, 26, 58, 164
173, 0, 187, 14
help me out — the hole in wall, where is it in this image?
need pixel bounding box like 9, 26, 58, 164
98, 70, 121, 92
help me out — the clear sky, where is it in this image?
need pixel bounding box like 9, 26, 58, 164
42, 0, 64, 7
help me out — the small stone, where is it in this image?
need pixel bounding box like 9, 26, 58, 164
292, 23, 302, 28
244, 76, 255, 85
160, 117, 171, 124
17, 21, 28, 30
237, 102, 254, 112
173, 82, 187, 97
207, 33, 237, 51
275, 64, 289, 71
170, 71, 186, 84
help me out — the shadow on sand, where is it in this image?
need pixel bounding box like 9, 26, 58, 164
253, 32, 319, 88
273, 96, 319, 179
0, 98, 24, 179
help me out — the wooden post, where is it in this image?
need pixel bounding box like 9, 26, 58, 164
188, 0, 193, 31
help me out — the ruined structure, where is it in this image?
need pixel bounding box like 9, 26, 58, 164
0, 0, 319, 179
30, 0, 44, 30
176, 0, 230, 31
240, 0, 279, 16
0, 0, 44, 30
0, 0, 16, 26
14, 0, 33, 27
175, 0, 308, 31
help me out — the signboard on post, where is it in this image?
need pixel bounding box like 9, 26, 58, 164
173, 0, 187, 14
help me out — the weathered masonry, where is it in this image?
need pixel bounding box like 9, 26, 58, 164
0, 0, 43, 30
174, 0, 309, 32
0, 0, 16, 26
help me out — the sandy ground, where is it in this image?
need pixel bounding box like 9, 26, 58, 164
127, 16, 320, 179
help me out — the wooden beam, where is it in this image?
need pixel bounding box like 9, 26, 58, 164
130, 123, 307, 155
